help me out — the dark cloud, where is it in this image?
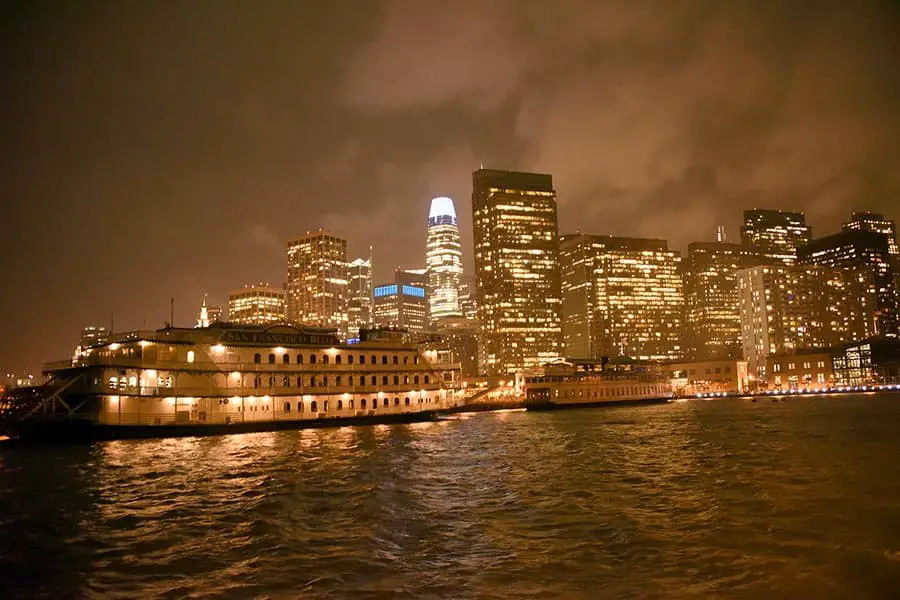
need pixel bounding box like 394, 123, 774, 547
1, 0, 898, 371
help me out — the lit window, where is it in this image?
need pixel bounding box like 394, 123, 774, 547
187, 351, 195, 363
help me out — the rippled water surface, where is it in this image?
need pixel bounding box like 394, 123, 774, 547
3, 395, 900, 599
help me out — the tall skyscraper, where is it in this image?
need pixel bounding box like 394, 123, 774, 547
559, 234, 684, 361
347, 255, 373, 338
798, 229, 898, 337
457, 275, 478, 321
373, 269, 429, 332
738, 264, 877, 377
228, 284, 286, 325
741, 209, 812, 265
683, 240, 765, 360
80, 326, 109, 348
472, 169, 563, 375
426, 196, 463, 321
285, 229, 349, 336
842, 211, 898, 257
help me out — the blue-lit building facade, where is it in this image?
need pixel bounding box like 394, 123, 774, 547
373, 269, 429, 333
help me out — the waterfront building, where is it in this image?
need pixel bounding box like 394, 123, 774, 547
426, 196, 463, 321
228, 284, 286, 325
683, 240, 765, 360
832, 337, 900, 386
457, 275, 478, 321
472, 168, 563, 375
740, 209, 811, 265
434, 316, 480, 378
738, 264, 877, 377
559, 234, 683, 361
373, 269, 429, 333
798, 229, 898, 337
347, 256, 373, 339
285, 229, 349, 337
765, 349, 834, 390
80, 326, 110, 348
669, 359, 750, 395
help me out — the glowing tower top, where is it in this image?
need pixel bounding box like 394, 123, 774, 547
426, 196, 463, 321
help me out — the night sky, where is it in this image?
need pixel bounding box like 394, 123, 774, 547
2, 1, 899, 373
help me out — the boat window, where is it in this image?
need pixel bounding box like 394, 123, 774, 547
370, 355, 377, 365
268, 375, 275, 387
284, 402, 291, 413
309, 376, 315, 387
283, 354, 290, 364
268, 354, 275, 364
311, 401, 318, 412
337, 399, 343, 409
414, 375, 419, 384
254, 376, 260, 389
382, 355, 387, 365
349, 375, 354, 385
394, 397, 400, 406
335, 355, 342, 365
383, 398, 388, 408
297, 376, 302, 387
371, 398, 377, 409
322, 376, 328, 387
348, 355, 354, 365
322, 355, 329, 365
296, 354, 303, 364
361, 398, 366, 409
336, 375, 342, 386
403, 356, 408, 364
282, 375, 289, 387
404, 375, 409, 384
424, 375, 429, 384
414, 356, 419, 364
370, 375, 376, 385
254, 353, 261, 364
382, 375, 388, 385
310, 355, 317, 364
298, 401, 304, 413
349, 399, 354, 409
360, 354, 365, 364
405, 397, 410, 406
393, 355, 398, 364
187, 351, 195, 363
393, 375, 399, 385
323, 401, 328, 412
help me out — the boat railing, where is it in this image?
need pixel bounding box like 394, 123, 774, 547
47, 357, 461, 374
93, 384, 452, 398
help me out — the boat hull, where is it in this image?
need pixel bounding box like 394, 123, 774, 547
3, 410, 445, 444
525, 396, 672, 411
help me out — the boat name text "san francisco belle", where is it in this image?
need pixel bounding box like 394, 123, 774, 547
220, 330, 335, 346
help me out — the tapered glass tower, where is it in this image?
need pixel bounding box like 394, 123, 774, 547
426, 196, 463, 321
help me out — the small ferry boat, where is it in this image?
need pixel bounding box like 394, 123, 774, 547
523, 359, 674, 410
1, 323, 461, 442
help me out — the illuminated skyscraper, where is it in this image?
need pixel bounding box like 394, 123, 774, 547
347, 255, 373, 338
426, 196, 463, 321
559, 235, 684, 361
683, 241, 765, 360
373, 269, 428, 332
457, 275, 478, 321
195, 295, 221, 328
285, 229, 349, 336
842, 211, 898, 257
228, 284, 286, 325
472, 169, 562, 375
798, 229, 898, 337
741, 209, 812, 265
80, 326, 109, 348
738, 264, 877, 377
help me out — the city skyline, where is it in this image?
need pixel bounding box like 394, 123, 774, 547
3, 2, 900, 373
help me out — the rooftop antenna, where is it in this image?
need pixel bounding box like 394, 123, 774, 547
480, 160, 484, 170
